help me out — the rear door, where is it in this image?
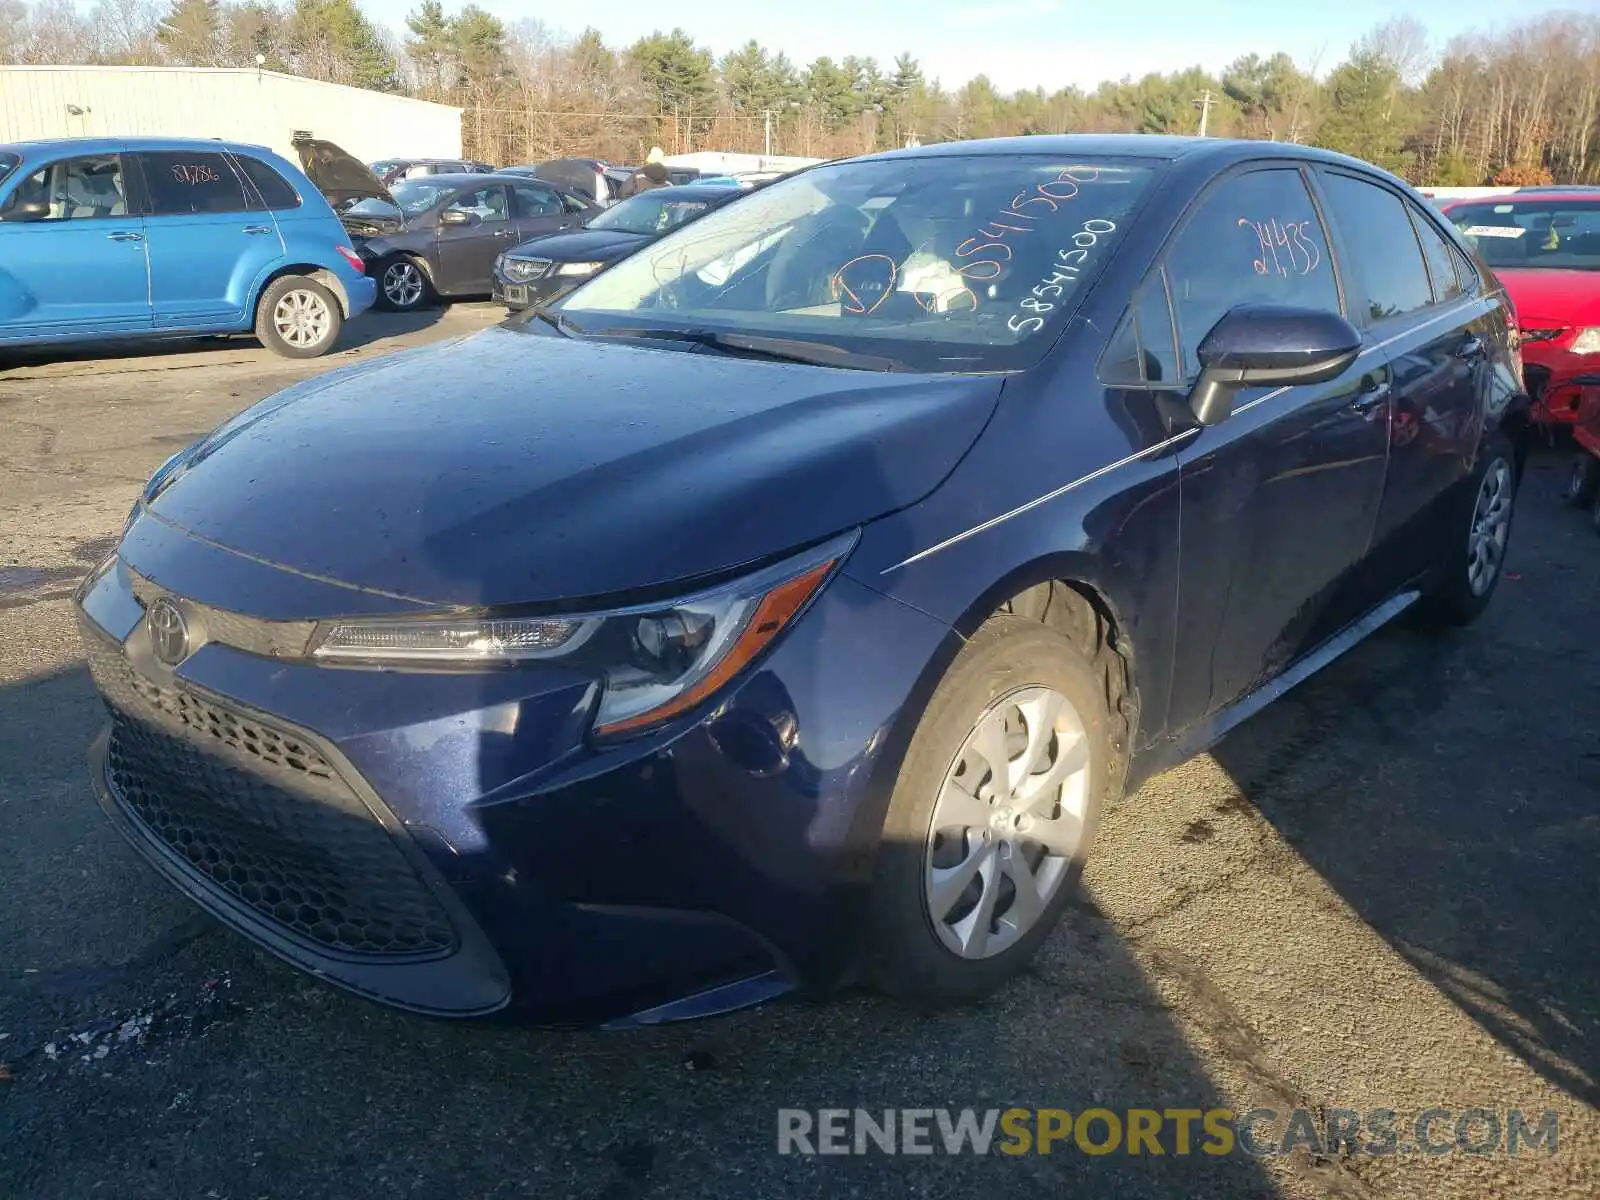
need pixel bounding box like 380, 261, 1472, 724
132, 149, 283, 330
509, 181, 579, 244
433, 182, 514, 293
1316, 170, 1486, 590
1164, 164, 1393, 726
0, 151, 150, 339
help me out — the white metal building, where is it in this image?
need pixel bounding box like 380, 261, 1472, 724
0, 66, 461, 164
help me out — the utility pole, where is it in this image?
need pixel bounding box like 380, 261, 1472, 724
1194, 89, 1214, 137
761, 109, 775, 157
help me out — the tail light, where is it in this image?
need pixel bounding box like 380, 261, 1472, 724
335, 244, 364, 272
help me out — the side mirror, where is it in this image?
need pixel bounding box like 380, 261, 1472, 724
3, 198, 51, 222
1189, 305, 1363, 426
439, 208, 479, 227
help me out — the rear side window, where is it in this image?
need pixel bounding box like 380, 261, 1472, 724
1164, 168, 1340, 379
138, 151, 250, 216
1411, 207, 1464, 302
511, 183, 562, 218
233, 154, 300, 210
0, 152, 18, 187
1319, 173, 1432, 323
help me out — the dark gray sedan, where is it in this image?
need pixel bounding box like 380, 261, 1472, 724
341, 173, 599, 311
491, 184, 743, 312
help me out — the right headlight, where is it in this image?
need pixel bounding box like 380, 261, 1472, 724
310, 531, 857, 737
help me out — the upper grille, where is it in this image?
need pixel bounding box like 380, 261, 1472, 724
83, 627, 457, 959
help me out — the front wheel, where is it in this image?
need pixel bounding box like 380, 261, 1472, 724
255, 275, 342, 359
865, 616, 1111, 1008
376, 256, 431, 312
1562, 453, 1600, 508
1419, 431, 1518, 626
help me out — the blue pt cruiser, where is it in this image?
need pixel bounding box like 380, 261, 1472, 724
76, 136, 1527, 1024
0, 136, 374, 358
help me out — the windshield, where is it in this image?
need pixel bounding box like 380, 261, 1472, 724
1447, 199, 1600, 272
558, 154, 1158, 372
589, 193, 714, 236
370, 159, 403, 176
0, 152, 17, 188
349, 180, 453, 217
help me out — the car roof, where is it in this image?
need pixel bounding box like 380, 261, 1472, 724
620, 184, 739, 202
0, 135, 277, 157
857, 133, 1380, 172
405, 172, 544, 186
1451, 189, 1600, 202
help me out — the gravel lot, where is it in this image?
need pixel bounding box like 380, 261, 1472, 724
1, 307, 1595, 1199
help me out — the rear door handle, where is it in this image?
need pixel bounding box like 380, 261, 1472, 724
242, 224, 274, 235
1456, 336, 1485, 359
1350, 381, 1391, 413
107, 231, 143, 242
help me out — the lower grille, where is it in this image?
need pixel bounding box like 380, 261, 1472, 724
84, 629, 457, 959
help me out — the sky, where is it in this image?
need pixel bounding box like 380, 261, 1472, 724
360, 0, 1582, 93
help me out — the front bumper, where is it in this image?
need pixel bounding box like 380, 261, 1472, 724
75, 538, 958, 1023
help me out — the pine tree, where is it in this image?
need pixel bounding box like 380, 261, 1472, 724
156, 0, 221, 66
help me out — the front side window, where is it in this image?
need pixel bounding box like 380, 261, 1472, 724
1445, 199, 1600, 272
588, 194, 712, 236
559, 154, 1159, 373
446, 185, 508, 222
1164, 168, 1340, 378
139, 151, 249, 216
1100, 272, 1180, 386
2, 154, 127, 221
1319, 172, 1432, 323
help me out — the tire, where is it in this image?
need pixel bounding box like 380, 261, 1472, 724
1419, 430, 1518, 626
255, 275, 342, 359
375, 255, 432, 312
1562, 453, 1600, 509
865, 615, 1115, 1008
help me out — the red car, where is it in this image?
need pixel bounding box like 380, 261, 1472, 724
1440, 188, 1600, 424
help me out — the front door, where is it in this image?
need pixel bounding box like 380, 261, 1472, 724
0, 152, 150, 340
1316, 169, 1487, 589
1163, 166, 1393, 727
434, 183, 515, 294
132, 149, 285, 329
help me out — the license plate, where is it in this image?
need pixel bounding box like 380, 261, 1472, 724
505, 285, 527, 305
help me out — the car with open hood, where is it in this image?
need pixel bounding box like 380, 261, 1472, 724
491, 184, 746, 311
78, 135, 1527, 1025
1439, 188, 1600, 424
333, 171, 600, 311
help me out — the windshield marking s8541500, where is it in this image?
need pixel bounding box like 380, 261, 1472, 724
555, 155, 1159, 373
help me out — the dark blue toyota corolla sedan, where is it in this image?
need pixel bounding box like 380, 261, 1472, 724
77, 135, 1527, 1024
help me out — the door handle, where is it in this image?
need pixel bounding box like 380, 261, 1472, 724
1456, 335, 1485, 359
1350, 381, 1391, 413
107, 231, 143, 242
242, 224, 274, 235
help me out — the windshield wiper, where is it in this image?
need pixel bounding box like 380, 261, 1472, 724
527, 308, 583, 337
584, 327, 905, 371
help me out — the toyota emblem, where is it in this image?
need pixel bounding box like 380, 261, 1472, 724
147, 596, 190, 666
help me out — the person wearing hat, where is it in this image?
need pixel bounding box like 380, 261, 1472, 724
622, 146, 670, 198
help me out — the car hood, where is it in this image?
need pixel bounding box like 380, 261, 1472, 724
143, 327, 1002, 609
292, 137, 396, 211
510, 229, 648, 261
1495, 268, 1600, 326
